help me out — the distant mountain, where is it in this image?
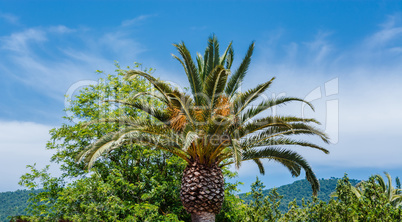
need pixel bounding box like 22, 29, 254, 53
0, 189, 40, 222
239, 177, 361, 212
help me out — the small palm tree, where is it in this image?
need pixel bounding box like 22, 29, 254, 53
77, 35, 329, 221
350, 172, 402, 207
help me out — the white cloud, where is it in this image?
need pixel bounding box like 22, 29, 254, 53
121, 14, 157, 27
0, 28, 47, 53
48, 25, 75, 34
0, 12, 19, 25
0, 25, 145, 101
364, 14, 402, 49
304, 31, 334, 64
190, 26, 208, 31
241, 14, 402, 171
98, 31, 146, 60
0, 121, 58, 191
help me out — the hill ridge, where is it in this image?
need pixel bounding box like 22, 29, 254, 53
238, 177, 360, 212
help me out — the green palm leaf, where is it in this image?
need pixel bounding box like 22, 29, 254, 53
241, 147, 319, 195
125, 70, 174, 103
203, 65, 229, 110
233, 77, 275, 115
172, 42, 202, 104
241, 97, 315, 122
225, 41, 255, 98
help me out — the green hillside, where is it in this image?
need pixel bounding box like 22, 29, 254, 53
0, 178, 359, 221
0, 189, 40, 222
239, 177, 360, 212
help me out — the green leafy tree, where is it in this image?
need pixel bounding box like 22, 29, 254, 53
18, 63, 246, 221
18, 64, 187, 221
77, 35, 329, 221
281, 174, 402, 221
344, 172, 402, 208
242, 177, 282, 222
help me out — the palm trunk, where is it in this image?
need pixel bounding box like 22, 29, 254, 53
180, 162, 224, 222
191, 212, 215, 222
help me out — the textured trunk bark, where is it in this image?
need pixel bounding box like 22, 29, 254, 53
180, 162, 225, 214
191, 212, 216, 222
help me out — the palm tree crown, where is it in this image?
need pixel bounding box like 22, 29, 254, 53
77, 35, 329, 219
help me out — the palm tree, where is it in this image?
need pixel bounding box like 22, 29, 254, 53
350, 172, 402, 207
76, 35, 329, 221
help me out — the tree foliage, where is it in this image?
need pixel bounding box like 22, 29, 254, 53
12, 40, 401, 221
241, 177, 282, 222
280, 174, 402, 221
239, 177, 360, 212
16, 63, 247, 221
71, 36, 330, 221
10, 173, 402, 221
349, 172, 402, 207
77, 35, 329, 199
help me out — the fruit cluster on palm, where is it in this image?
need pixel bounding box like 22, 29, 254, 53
77, 36, 329, 221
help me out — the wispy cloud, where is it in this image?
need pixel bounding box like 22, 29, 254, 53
48, 25, 75, 34
0, 25, 145, 101
364, 13, 402, 49
304, 31, 334, 64
245, 14, 402, 170
0, 21, 148, 190
0, 28, 47, 53
0, 12, 19, 25
0, 25, 75, 53
121, 14, 157, 27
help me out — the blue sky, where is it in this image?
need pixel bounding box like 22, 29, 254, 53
1, 1, 402, 192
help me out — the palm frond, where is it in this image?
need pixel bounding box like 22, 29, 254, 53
105, 99, 170, 123
225, 45, 234, 69
86, 140, 115, 169
131, 91, 168, 104
77, 126, 143, 169
116, 130, 188, 161
241, 137, 329, 154
81, 116, 137, 128
172, 42, 202, 104
253, 158, 265, 175
350, 186, 362, 198
225, 42, 254, 98
241, 97, 315, 122
231, 138, 242, 169
233, 116, 292, 138
233, 77, 275, 115
283, 123, 330, 143
243, 123, 329, 144
196, 52, 204, 78
203, 65, 229, 110
125, 70, 174, 103
182, 131, 199, 152
242, 147, 320, 195
275, 158, 302, 177
213, 36, 220, 72
202, 35, 217, 82
219, 41, 233, 67
76, 132, 115, 163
